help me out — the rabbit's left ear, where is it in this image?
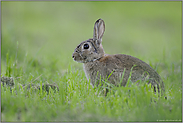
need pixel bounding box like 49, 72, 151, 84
93, 19, 105, 45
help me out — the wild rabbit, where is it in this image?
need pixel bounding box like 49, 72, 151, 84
72, 19, 164, 94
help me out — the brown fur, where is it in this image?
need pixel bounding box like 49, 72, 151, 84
72, 19, 164, 94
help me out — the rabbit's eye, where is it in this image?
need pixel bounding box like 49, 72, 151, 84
83, 43, 89, 49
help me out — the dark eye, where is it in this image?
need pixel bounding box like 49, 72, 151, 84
84, 43, 89, 49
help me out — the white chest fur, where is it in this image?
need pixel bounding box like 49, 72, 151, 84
83, 61, 104, 87
83, 64, 90, 82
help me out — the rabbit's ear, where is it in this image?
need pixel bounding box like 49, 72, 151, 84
93, 19, 105, 45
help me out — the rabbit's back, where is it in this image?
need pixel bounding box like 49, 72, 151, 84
84, 54, 164, 92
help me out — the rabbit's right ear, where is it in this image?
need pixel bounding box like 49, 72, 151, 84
93, 19, 105, 46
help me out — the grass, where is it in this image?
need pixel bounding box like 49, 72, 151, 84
1, 1, 182, 122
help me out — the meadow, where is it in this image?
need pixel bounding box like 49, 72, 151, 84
1, 1, 182, 122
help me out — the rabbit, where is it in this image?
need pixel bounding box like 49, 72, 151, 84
72, 19, 165, 94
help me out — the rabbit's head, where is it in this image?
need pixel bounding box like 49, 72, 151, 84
72, 19, 105, 63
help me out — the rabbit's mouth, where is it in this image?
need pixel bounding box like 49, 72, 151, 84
72, 52, 95, 63
72, 52, 86, 63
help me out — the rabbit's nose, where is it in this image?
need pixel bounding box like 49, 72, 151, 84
72, 53, 75, 59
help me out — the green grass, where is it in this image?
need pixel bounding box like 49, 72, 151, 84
1, 1, 182, 122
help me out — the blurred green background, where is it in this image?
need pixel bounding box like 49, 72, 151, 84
1, 1, 182, 122
1, 1, 181, 75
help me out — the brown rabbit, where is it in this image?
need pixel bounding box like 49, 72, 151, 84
72, 19, 164, 94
